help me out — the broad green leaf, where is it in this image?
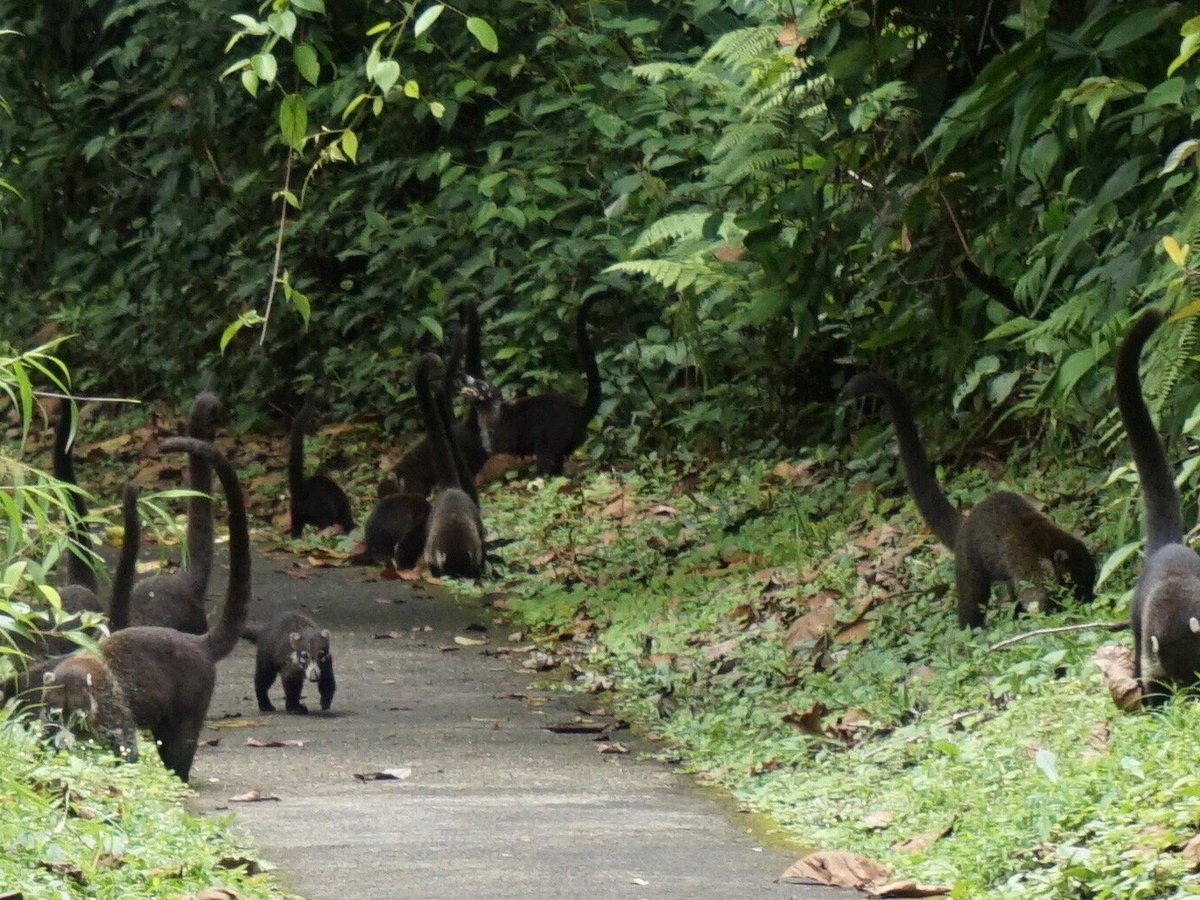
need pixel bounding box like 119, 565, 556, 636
418, 315, 443, 340
1097, 7, 1171, 55
251, 52, 277, 84
241, 69, 259, 97
365, 21, 391, 36
231, 14, 268, 34
1163, 235, 1188, 268
466, 17, 498, 53
429, 101, 445, 119
414, 5, 444, 38
1162, 139, 1200, 174
1096, 541, 1141, 589
294, 44, 320, 85
341, 129, 358, 162
219, 311, 264, 354
267, 10, 297, 40
290, 0, 325, 12
279, 93, 308, 150
404, 80, 420, 99
374, 60, 401, 94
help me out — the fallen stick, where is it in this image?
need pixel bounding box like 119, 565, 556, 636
988, 620, 1128, 652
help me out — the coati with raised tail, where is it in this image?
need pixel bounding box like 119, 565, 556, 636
459, 294, 603, 475
416, 352, 484, 578
379, 300, 490, 498
51, 399, 103, 616
241, 612, 335, 713
845, 372, 1095, 628
288, 394, 355, 537
124, 393, 221, 633
43, 437, 250, 781
1115, 309, 1200, 700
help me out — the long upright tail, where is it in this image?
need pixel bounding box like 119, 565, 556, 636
1115, 310, 1185, 553
462, 300, 484, 381
52, 400, 99, 594
159, 438, 250, 662
182, 392, 221, 598
415, 353, 461, 493
577, 295, 603, 422
288, 395, 314, 500
844, 372, 963, 548
107, 483, 141, 631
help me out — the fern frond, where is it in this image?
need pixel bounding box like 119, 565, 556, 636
629, 211, 712, 255
709, 148, 800, 184
703, 26, 777, 69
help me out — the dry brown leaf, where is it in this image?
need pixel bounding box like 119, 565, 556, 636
1180, 833, 1200, 868
196, 888, 241, 900
530, 549, 559, 567
834, 619, 872, 644
783, 592, 841, 649
207, 718, 262, 729
782, 702, 826, 736
228, 790, 279, 803
1093, 642, 1142, 711
778, 850, 889, 888
704, 637, 740, 661
597, 742, 629, 754
244, 738, 304, 748
353, 767, 412, 782
866, 880, 950, 898
1082, 721, 1111, 763
712, 243, 746, 263
891, 824, 952, 853
522, 650, 560, 671
861, 810, 895, 830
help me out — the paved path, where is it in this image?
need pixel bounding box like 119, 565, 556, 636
188, 549, 848, 899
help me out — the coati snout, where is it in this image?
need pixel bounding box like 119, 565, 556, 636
290, 629, 331, 683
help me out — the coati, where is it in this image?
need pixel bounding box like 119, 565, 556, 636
459, 294, 603, 475
43, 437, 250, 781
288, 394, 356, 537
379, 301, 490, 498
356, 478, 431, 570
416, 352, 485, 578
1114, 309, 1200, 700
845, 372, 1095, 628
241, 612, 335, 713
123, 392, 221, 633
51, 399, 103, 615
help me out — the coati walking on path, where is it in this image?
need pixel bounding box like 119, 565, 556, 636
241, 612, 335, 713
52, 399, 103, 616
288, 394, 355, 537
845, 373, 1095, 628
123, 393, 221, 633
459, 294, 603, 475
416, 352, 484, 578
1115, 309, 1200, 700
43, 437, 250, 781
356, 478, 431, 570
379, 301, 490, 498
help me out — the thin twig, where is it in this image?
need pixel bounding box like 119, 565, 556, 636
260, 144, 294, 346
988, 620, 1128, 652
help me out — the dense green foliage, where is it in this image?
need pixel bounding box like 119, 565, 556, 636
481, 449, 1200, 896
4, 1, 1198, 452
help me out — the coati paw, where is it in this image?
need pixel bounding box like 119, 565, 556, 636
258, 702, 276, 713
285, 703, 309, 714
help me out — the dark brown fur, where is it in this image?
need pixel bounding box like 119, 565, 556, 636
44, 438, 250, 780
288, 395, 355, 537
416, 353, 484, 578
242, 612, 335, 713
845, 372, 1094, 628
125, 393, 221, 633
1115, 310, 1200, 700
356, 481, 431, 570
460, 295, 602, 475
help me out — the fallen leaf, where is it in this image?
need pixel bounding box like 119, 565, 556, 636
216, 857, 267, 875
545, 719, 607, 734
530, 549, 560, 567
891, 824, 952, 853
522, 650, 560, 671
704, 637, 740, 661
198, 738, 221, 748
353, 768, 412, 782
281, 569, 315, 581
778, 850, 890, 888
782, 702, 826, 736
861, 810, 895, 830
38, 861, 85, 884
866, 880, 951, 898
228, 790, 280, 803
244, 738, 305, 748
1093, 643, 1142, 711
597, 742, 629, 754
783, 592, 842, 649
454, 635, 487, 646
1180, 832, 1200, 868
207, 718, 262, 729
195, 889, 240, 900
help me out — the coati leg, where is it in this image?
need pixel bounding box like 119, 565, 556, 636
254, 659, 279, 713
954, 559, 990, 630
318, 663, 336, 712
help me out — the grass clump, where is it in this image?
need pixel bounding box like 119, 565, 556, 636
0, 707, 291, 898
478, 454, 1200, 896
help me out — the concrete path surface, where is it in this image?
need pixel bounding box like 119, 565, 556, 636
188, 548, 850, 899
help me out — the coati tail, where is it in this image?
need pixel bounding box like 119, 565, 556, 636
158, 437, 250, 662
288, 395, 316, 500
415, 353, 462, 493
1115, 310, 1185, 553
844, 372, 963, 549
53, 400, 98, 594
182, 393, 221, 599
107, 483, 141, 631
578, 295, 603, 423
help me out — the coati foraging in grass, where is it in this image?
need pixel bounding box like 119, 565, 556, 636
378, 301, 490, 498
288, 394, 355, 537
124, 392, 221, 633
1115, 309, 1200, 701
43, 437, 250, 781
241, 612, 335, 713
844, 372, 1095, 628
416, 352, 484, 578
52, 399, 103, 615
459, 294, 603, 475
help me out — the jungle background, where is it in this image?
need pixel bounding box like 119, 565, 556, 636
6, 0, 1200, 896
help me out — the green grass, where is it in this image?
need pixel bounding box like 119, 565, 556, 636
476, 455, 1200, 897
0, 708, 292, 898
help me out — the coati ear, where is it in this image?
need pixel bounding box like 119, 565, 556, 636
290, 631, 302, 646
320, 629, 330, 639
43, 672, 56, 686
85, 672, 93, 688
